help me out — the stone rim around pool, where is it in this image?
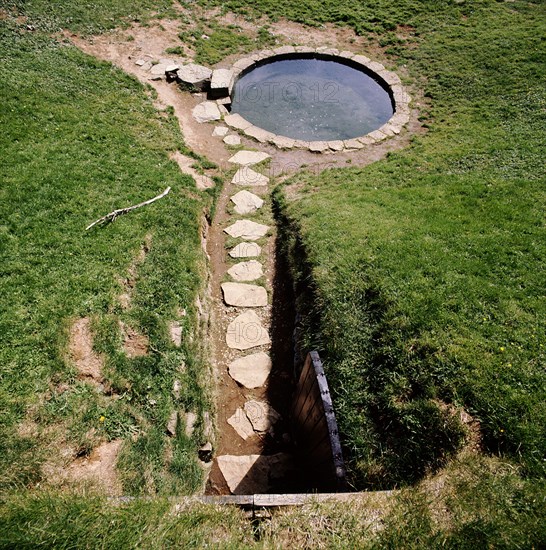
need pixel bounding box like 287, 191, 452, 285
223, 46, 411, 152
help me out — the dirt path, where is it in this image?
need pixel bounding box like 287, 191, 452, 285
67, 13, 421, 495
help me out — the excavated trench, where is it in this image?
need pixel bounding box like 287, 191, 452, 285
68, 27, 416, 496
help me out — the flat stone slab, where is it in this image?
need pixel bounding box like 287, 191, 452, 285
221, 282, 268, 307
228, 352, 271, 389
228, 150, 271, 166
227, 260, 263, 282
224, 113, 253, 131
217, 453, 293, 494
227, 408, 255, 440
210, 68, 234, 98
192, 101, 221, 123
213, 126, 229, 137
231, 167, 269, 187
177, 63, 212, 91
244, 126, 275, 143
226, 311, 270, 350
309, 141, 329, 153
230, 190, 264, 215
224, 220, 269, 240
244, 400, 280, 432
229, 242, 261, 258
223, 134, 241, 146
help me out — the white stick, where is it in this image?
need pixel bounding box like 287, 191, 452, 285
86, 186, 171, 230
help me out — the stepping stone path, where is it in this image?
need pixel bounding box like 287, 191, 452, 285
214, 147, 288, 493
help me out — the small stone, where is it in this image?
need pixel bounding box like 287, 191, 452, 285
244, 400, 280, 432
226, 311, 270, 350
343, 139, 365, 149
244, 126, 275, 143
224, 113, 253, 131
218, 104, 229, 115
367, 129, 388, 141
271, 135, 295, 149
223, 134, 241, 146
135, 59, 146, 66
185, 412, 197, 437
232, 58, 254, 71
352, 54, 371, 66
230, 190, 264, 215
198, 442, 213, 463
213, 126, 229, 137
224, 220, 269, 240
273, 45, 296, 55
169, 321, 182, 347
357, 135, 376, 145
228, 150, 270, 166
327, 140, 345, 151
294, 46, 317, 53
229, 242, 262, 258
202, 411, 214, 442
228, 352, 271, 389
309, 141, 329, 153
227, 260, 263, 282
227, 408, 255, 440
173, 380, 181, 400
192, 101, 221, 123
221, 282, 268, 307
166, 411, 178, 437
231, 167, 269, 187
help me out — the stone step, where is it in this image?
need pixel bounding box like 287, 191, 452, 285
228, 150, 271, 166
228, 242, 261, 258
230, 190, 264, 215
217, 453, 294, 494
227, 260, 263, 281
231, 167, 269, 187
228, 351, 271, 389
221, 282, 268, 307
224, 219, 269, 241
226, 310, 270, 350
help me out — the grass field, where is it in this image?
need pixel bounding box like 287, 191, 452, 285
0, 0, 544, 546
270, 0, 545, 488
0, 5, 215, 495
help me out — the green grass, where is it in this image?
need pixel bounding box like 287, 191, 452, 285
0, 13, 213, 494
270, 0, 545, 488
1, 457, 544, 548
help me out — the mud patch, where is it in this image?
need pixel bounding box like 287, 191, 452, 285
118, 233, 152, 310
64, 440, 123, 496
120, 321, 149, 358
69, 317, 104, 383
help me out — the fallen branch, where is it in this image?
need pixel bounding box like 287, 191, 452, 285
86, 187, 171, 231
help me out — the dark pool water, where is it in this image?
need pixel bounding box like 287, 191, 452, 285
231, 58, 394, 141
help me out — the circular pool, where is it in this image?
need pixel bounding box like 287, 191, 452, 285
231, 55, 394, 142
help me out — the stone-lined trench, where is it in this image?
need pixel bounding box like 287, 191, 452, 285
68, 27, 416, 495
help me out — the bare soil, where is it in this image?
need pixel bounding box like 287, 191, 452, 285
69, 317, 104, 383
